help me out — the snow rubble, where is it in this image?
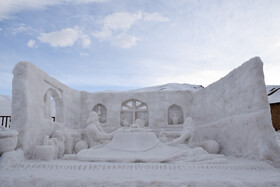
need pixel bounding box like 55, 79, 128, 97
0, 57, 279, 186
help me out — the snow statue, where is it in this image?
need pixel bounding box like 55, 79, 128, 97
85, 111, 114, 147
161, 117, 220, 154
165, 117, 195, 145
1, 57, 280, 186
34, 135, 58, 160
77, 116, 226, 163
52, 132, 65, 158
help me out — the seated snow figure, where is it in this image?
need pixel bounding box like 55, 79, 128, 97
166, 117, 195, 146
85, 111, 114, 147
163, 117, 220, 154
131, 118, 145, 128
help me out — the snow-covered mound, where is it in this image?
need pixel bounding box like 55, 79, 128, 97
266, 85, 280, 104
131, 83, 204, 92
0, 95, 12, 116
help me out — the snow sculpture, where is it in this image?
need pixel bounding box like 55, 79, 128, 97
190, 57, 280, 162
52, 131, 65, 158
77, 123, 226, 163
9, 57, 280, 163
44, 88, 63, 122
92, 104, 107, 124
166, 117, 194, 145
0, 128, 18, 154
74, 140, 88, 153
34, 135, 58, 160
85, 111, 114, 147
120, 99, 149, 127
168, 104, 184, 125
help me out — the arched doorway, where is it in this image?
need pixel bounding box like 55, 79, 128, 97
44, 88, 63, 122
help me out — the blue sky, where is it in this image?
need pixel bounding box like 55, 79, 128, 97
0, 0, 280, 95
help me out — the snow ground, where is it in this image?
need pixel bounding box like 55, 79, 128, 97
0, 157, 279, 187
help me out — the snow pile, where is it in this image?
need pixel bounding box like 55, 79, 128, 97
267, 85, 280, 104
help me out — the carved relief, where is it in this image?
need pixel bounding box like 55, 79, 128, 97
120, 99, 149, 127
168, 104, 184, 125
93, 104, 107, 124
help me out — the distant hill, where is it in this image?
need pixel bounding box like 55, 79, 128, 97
131, 83, 204, 92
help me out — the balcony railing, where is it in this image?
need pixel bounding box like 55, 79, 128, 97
0, 116, 55, 129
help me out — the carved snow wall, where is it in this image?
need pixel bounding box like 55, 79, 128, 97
11, 57, 280, 162
80, 90, 192, 130
12, 62, 82, 157
190, 57, 280, 162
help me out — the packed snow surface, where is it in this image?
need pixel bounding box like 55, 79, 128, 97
0, 156, 279, 187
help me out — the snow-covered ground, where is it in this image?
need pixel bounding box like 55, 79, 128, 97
0, 156, 279, 187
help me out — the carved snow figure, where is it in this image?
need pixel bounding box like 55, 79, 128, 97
78, 116, 226, 163
52, 132, 65, 158
167, 117, 195, 145
34, 135, 57, 160
75, 140, 88, 153
162, 117, 220, 154
85, 111, 114, 147
131, 118, 145, 128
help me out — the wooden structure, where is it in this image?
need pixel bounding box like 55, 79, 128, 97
270, 103, 280, 131
267, 86, 280, 131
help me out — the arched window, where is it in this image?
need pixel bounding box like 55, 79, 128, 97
168, 104, 184, 125
44, 88, 63, 122
93, 104, 107, 124
120, 99, 149, 127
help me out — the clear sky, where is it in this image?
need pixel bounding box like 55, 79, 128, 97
0, 0, 279, 95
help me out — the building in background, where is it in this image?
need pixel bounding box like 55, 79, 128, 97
267, 86, 280, 131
